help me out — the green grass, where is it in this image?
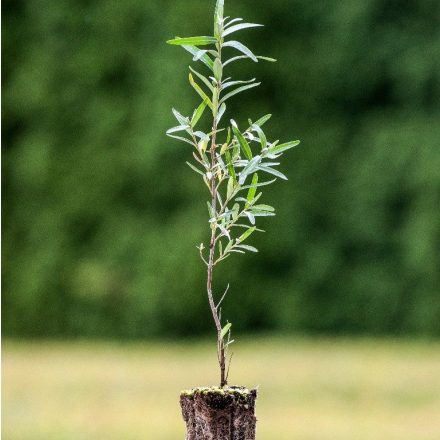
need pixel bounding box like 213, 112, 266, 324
3, 337, 440, 440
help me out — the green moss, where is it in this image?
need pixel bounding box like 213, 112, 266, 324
180, 385, 253, 398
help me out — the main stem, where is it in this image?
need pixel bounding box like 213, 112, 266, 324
206, 40, 227, 388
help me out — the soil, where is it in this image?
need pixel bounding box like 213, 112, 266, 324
180, 386, 257, 440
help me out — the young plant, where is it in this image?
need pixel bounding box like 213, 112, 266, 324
167, 0, 300, 388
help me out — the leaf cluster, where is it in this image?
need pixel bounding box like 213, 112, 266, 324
166, 0, 300, 265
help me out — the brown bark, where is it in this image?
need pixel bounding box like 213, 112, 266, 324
180, 387, 257, 440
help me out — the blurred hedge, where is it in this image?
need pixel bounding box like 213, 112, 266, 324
2, 0, 440, 337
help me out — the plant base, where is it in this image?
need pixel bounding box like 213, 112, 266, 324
180, 386, 257, 440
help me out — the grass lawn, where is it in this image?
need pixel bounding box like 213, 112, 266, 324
2, 337, 440, 440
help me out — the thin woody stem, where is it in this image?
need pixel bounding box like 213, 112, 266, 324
206, 38, 228, 388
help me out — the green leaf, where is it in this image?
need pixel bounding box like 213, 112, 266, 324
172, 108, 189, 125
223, 55, 275, 67
166, 125, 189, 134
222, 78, 256, 90
246, 211, 256, 225
232, 203, 240, 221
231, 120, 252, 160
189, 66, 214, 93
236, 244, 258, 252
213, 59, 223, 81
220, 322, 232, 339
189, 73, 213, 110
251, 124, 267, 148
223, 41, 258, 62
166, 134, 194, 146
207, 201, 214, 218
246, 173, 258, 203
259, 166, 288, 180
216, 103, 227, 124
238, 225, 256, 242
214, 0, 224, 38
191, 99, 209, 127
257, 56, 277, 62
167, 36, 217, 46
186, 161, 205, 176
193, 49, 208, 61
215, 0, 224, 23
252, 114, 272, 128
268, 140, 301, 154
252, 204, 275, 211
239, 155, 261, 184
224, 239, 234, 253
182, 45, 214, 70
224, 18, 243, 28
224, 149, 236, 182
223, 23, 263, 37
240, 178, 276, 190
220, 82, 260, 104
227, 176, 234, 199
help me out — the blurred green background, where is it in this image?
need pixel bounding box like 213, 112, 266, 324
3, 1, 440, 439
3, 0, 440, 338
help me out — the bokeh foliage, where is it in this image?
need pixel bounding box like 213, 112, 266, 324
3, 0, 440, 337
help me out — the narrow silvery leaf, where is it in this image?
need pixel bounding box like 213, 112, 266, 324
186, 161, 205, 176
220, 82, 260, 104
216, 103, 227, 124
240, 178, 276, 190
251, 124, 267, 148
224, 17, 243, 28
223, 23, 263, 37
269, 140, 301, 154
172, 108, 189, 125
245, 211, 256, 225
236, 244, 258, 252
189, 67, 214, 92
166, 125, 190, 134
182, 45, 214, 70
193, 131, 210, 140
239, 155, 261, 184
252, 204, 275, 211
259, 166, 288, 180
223, 41, 258, 62
166, 134, 194, 146
231, 120, 253, 160
223, 54, 274, 67
223, 55, 248, 67
251, 211, 275, 217
167, 36, 217, 46
193, 50, 208, 61
189, 73, 213, 109
222, 78, 255, 90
